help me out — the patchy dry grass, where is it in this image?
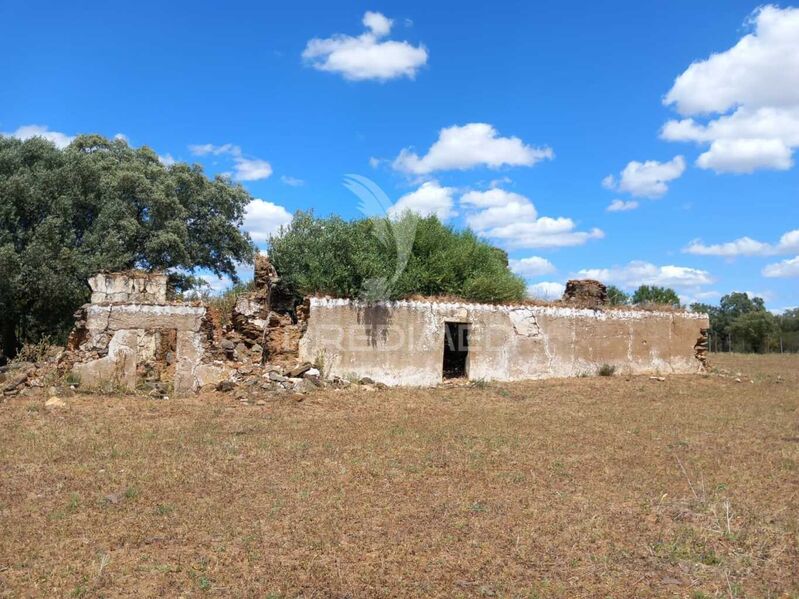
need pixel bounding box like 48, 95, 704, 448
1, 353, 797, 598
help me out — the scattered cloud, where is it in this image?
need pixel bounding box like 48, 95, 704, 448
2, 124, 74, 148
281, 175, 305, 187
460, 188, 603, 249
684, 228, 799, 257
694, 137, 793, 173
389, 180, 455, 220
763, 255, 799, 278
243, 199, 292, 242
691, 290, 723, 302
772, 305, 798, 315
393, 123, 553, 175
527, 281, 565, 300
158, 153, 176, 166
461, 188, 537, 229
606, 199, 639, 212
189, 143, 235, 156
302, 11, 428, 81
509, 256, 556, 277
602, 156, 686, 198
576, 261, 714, 290
680, 289, 723, 306
188, 143, 272, 181
199, 275, 234, 294
235, 157, 272, 181
662, 6, 799, 173
740, 289, 775, 303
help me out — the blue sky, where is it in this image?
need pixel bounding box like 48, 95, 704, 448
2, 1, 797, 309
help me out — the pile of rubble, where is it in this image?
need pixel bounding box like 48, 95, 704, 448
213, 360, 389, 405
0, 346, 66, 398
562, 279, 608, 308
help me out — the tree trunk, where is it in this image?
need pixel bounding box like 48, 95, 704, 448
1, 318, 19, 361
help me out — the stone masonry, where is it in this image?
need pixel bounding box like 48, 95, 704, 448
63, 258, 312, 396
66, 273, 210, 395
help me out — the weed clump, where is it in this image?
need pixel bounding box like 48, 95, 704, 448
598, 363, 616, 377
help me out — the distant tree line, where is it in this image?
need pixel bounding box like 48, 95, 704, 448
606, 285, 797, 353
606, 285, 682, 308
690, 293, 798, 354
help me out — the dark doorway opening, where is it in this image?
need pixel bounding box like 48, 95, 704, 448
443, 322, 470, 379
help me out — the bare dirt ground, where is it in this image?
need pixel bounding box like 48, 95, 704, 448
1, 353, 798, 598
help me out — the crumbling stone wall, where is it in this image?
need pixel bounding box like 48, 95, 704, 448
227, 255, 306, 366
300, 298, 711, 386
61, 259, 310, 396
65, 273, 211, 395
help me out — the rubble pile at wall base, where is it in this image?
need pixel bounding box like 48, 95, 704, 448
0, 350, 64, 398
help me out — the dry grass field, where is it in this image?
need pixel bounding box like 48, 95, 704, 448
1, 353, 798, 598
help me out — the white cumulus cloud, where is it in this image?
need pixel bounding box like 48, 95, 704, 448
576, 261, 714, 290
763, 255, 799, 278
2, 124, 74, 148
662, 6, 799, 173
603, 156, 686, 198
302, 11, 428, 81
509, 256, 556, 277
189, 143, 272, 181
393, 123, 553, 174
695, 138, 793, 173
234, 157, 272, 181
243, 199, 292, 242
606, 199, 639, 212
460, 188, 603, 249
389, 180, 455, 220
684, 228, 799, 257
527, 281, 565, 300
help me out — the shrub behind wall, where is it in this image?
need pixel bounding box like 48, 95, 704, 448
268, 211, 526, 305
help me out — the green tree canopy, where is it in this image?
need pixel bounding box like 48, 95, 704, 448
710, 292, 768, 352
0, 134, 255, 357
606, 285, 629, 306
777, 308, 799, 333
728, 310, 778, 353
631, 285, 681, 307
268, 211, 526, 305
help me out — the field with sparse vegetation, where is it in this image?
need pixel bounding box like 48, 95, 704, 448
1, 353, 797, 598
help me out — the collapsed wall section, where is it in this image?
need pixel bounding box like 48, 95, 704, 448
64, 258, 309, 396
227, 254, 307, 366
65, 272, 212, 395
299, 298, 710, 386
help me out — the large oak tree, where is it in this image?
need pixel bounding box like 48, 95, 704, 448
0, 134, 255, 358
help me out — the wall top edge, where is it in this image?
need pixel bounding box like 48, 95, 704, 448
308, 296, 709, 321
86, 303, 206, 314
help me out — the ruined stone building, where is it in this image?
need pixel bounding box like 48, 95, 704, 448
60, 259, 710, 395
